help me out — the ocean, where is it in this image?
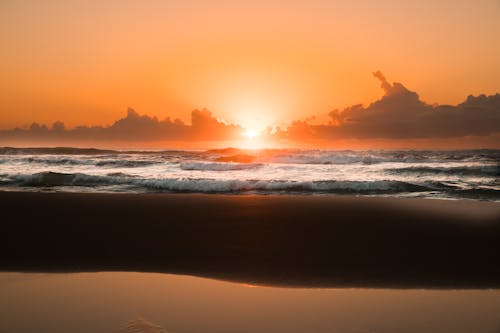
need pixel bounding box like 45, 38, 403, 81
0, 147, 499, 201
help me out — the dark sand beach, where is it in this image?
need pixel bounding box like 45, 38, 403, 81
1, 192, 499, 288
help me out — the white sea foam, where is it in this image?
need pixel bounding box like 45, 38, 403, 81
6, 171, 499, 199
0, 148, 498, 200
180, 161, 262, 171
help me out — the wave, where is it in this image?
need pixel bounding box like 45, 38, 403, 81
18, 157, 94, 166
388, 165, 500, 177
261, 151, 500, 165
0, 146, 202, 157
2, 147, 499, 166
8, 172, 114, 187
202, 148, 500, 165
3, 171, 498, 199
180, 162, 262, 171
3, 156, 160, 168
262, 153, 386, 165
106, 172, 137, 177
95, 160, 158, 168
0, 147, 118, 155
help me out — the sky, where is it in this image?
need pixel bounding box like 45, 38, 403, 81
1, 0, 499, 147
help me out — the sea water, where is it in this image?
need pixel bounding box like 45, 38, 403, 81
0, 147, 498, 200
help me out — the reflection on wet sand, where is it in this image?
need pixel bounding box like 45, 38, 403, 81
1, 272, 500, 333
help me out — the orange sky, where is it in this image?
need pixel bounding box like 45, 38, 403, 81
1, 0, 500, 132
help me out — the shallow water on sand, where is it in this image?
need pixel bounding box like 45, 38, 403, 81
0, 272, 499, 333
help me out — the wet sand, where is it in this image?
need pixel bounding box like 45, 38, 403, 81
0, 191, 499, 288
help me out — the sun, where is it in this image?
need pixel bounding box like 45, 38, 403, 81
245, 129, 258, 140
239, 128, 265, 149
239, 128, 262, 149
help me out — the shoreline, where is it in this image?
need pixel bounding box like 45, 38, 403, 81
1, 191, 499, 288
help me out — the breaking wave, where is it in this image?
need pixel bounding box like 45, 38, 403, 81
95, 160, 158, 168
0, 147, 118, 155
9, 172, 114, 187
2, 171, 498, 199
261, 150, 500, 165
388, 165, 500, 177
18, 157, 94, 166
262, 153, 381, 165
180, 162, 262, 171
6, 156, 161, 168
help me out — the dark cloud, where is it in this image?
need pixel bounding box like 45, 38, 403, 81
373, 70, 393, 94
283, 73, 500, 140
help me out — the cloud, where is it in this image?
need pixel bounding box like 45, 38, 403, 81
373, 70, 392, 94
0, 108, 242, 143
190, 108, 242, 140
101, 108, 188, 141
283, 73, 500, 140
1, 73, 499, 146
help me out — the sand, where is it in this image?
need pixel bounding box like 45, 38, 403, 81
1, 191, 499, 288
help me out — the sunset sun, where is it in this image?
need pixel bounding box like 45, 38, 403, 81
245, 129, 258, 140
